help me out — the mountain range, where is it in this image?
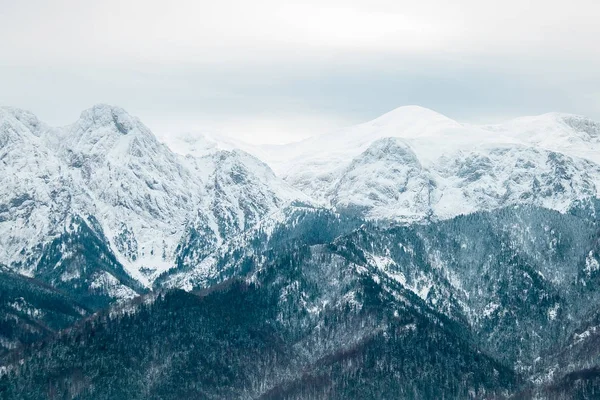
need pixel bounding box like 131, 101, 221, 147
3, 104, 600, 398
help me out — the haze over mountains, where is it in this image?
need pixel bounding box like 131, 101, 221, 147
169, 105, 600, 219
3, 104, 600, 398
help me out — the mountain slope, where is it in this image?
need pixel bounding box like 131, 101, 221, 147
483, 112, 600, 164
242, 107, 600, 221
5, 104, 600, 399
0, 243, 518, 400
0, 267, 89, 356
42, 104, 205, 283
324, 136, 600, 221
329, 137, 434, 220
1, 104, 307, 297
5, 198, 600, 398
147, 201, 600, 388
0, 107, 81, 275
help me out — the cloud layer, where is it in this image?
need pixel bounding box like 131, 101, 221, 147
1, 0, 599, 143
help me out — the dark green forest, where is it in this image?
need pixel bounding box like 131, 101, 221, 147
4, 203, 600, 399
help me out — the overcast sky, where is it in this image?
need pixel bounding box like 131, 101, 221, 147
1, 0, 599, 144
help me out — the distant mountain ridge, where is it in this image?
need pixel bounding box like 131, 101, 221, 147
235, 106, 600, 220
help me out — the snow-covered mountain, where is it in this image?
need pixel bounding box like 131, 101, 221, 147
6, 104, 600, 398
241, 106, 600, 221
0, 105, 306, 300
159, 130, 258, 159
0, 107, 87, 276
482, 112, 600, 163
329, 137, 434, 221
3, 103, 600, 296
42, 105, 205, 285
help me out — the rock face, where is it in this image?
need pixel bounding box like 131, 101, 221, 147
0, 104, 305, 304
329, 137, 433, 220
5, 104, 600, 398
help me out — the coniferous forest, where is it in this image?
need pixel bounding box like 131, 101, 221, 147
4, 202, 600, 399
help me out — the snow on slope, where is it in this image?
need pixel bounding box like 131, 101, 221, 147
326, 137, 600, 221
0, 107, 92, 275
160, 131, 243, 158
0, 105, 307, 288
175, 148, 310, 269
43, 105, 203, 284
254, 106, 513, 202
242, 106, 600, 221
482, 112, 600, 164
329, 137, 433, 221
4, 103, 600, 290
432, 144, 600, 218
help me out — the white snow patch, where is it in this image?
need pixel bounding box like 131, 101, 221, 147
483, 302, 500, 317
585, 251, 600, 275
547, 303, 560, 321
90, 271, 138, 301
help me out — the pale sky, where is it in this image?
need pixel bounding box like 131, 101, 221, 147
1, 0, 599, 144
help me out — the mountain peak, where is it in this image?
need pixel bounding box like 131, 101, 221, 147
0, 106, 45, 137
370, 105, 459, 127
53, 104, 168, 165
77, 104, 141, 136
80, 103, 127, 115
355, 105, 464, 141
361, 137, 418, 160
